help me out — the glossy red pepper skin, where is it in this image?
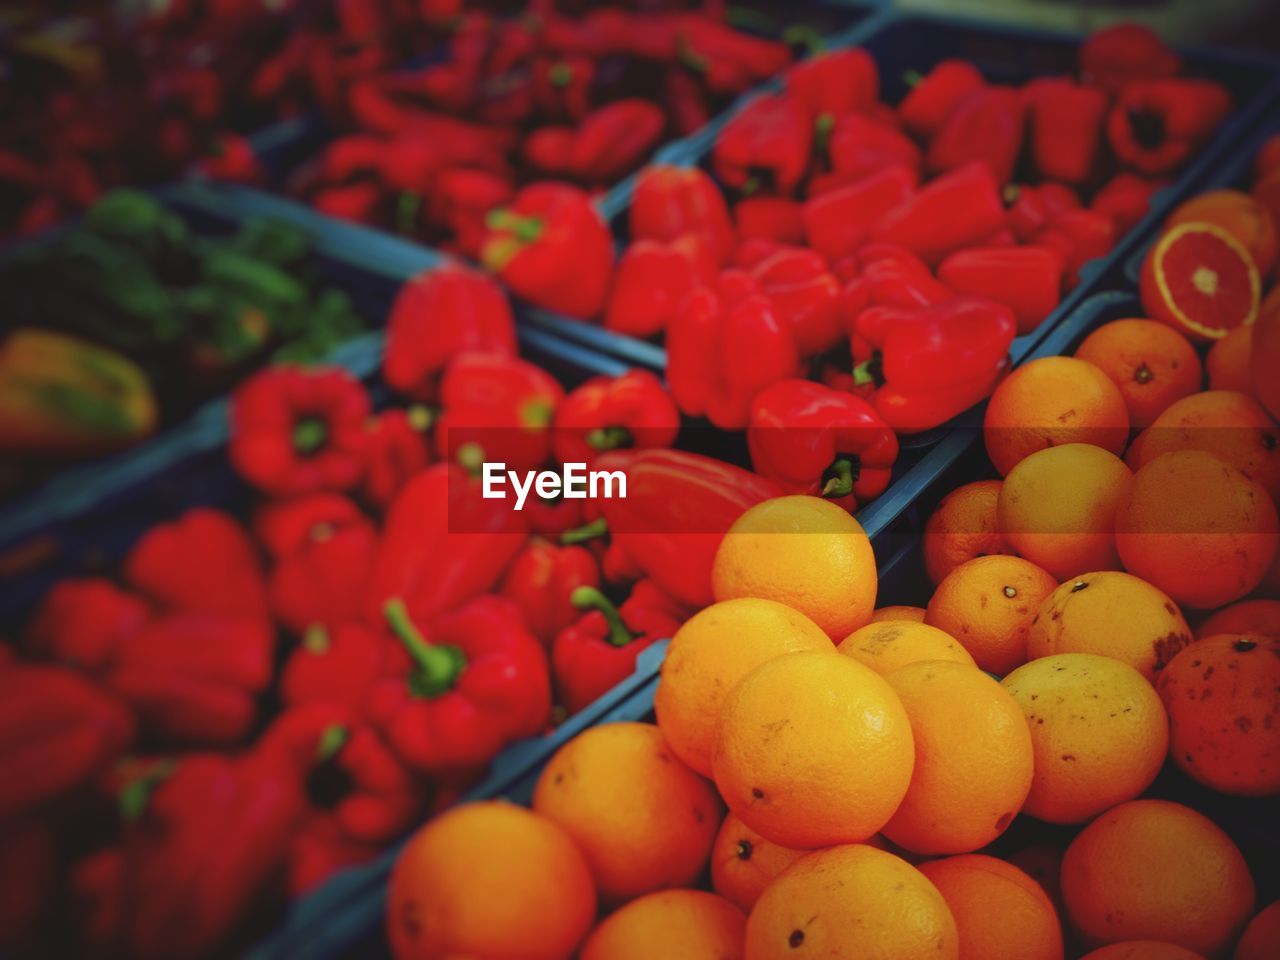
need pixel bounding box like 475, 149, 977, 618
499, 539, 602, 647
1090, 173, 1164, 234
898, 60, 986, 138
1026, 78, 1109, 185
435, 353, 564, 473
748, 379, 899, 510
1079, 22, 1179, 95
0, 663, 135, 820
871, 162, 1006, 265
675, 14, 791, 88
481, 182, 614, 320
1106, 78, 1231, 176
734, 196, 805, 245
1034, 208, 1117, 287
280, 622, 402, 714
253, 493, 365, 560
383, 266, 517, 403
425, 168, 515, 260
847, 245, 954, 314
750, 247, 843, 356
938, 246, 1064, 335
268, 513, 377, 636
532, 56, 594, 121
927, 86, 1026, 185
366, 464, 526, 626
667, 277, 800, 430
605, 236, 716, 337
569, 99, 667, 184
711, 93, 811, 196
874, 357, 1011, 435
589, 449, 785, 608
368, 595, 551, 774
522, 126, 577, 178
230, 366, 371, 497
1006, 182, 1082, 242
786, 48, 878, 128
630, 165, 737, 266
359, 407, 432, 512
552, 369, 681, 467
803, 165, 918, 261
827, 113, 922, 183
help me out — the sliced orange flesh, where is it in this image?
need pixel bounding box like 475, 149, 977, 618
1151, 220, 1260, 339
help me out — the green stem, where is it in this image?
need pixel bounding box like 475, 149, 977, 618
585, 425, 632, 451
571, 586, 634, 648
384, 598, 466, 698
118, 759, 177, 822
396, 192, 421, 235
484, 209, 543, 244
316, 724, 349, 761
549, 61, 573, 87
782, 24, 825, 54
903, 69, 924, 88
303, 624, 330, 653
852, 355, 882, 389
814, 112, 835, 162
455, 441, 486, 475
560, 517, 608, 545
293, 417, 328, 455
821, 458, 857, 499
407, 404, 434, 432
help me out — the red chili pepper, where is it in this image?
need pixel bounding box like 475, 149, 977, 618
803, 165, 918, 261
871, 162, 1006, 265
1005, 182, 1081, 242
604, 235, 717, 337
230, 366, 371, 497
586, 448, 784, 607
311, 182, 383, 224
366, 464, 526, 626
552, 369, 681, 467
1026, 78, 1109, 185
269, 511, 377, 636
522, 126, 577, 179
927, 85, 1025, 184
750, 247, 843, 357
368, 595, 551, 774
1106, 79, 1231, 176
734, 196, 805, 245
481, 182, 614, 320
786, 48, 878, 132
1079, 22, 1180, 95
533, 56, 594, 121
383, 266, 517, 403
1034, 208, 1116, 288
664, 67, 712, 137
826, 113, 922, 183
712, 93, 811, 196
1090, 172, 1165, 234
898, 59, 986, 138
124, 508, 269, 620
195, 132, 264, 185
280, 622, 402, 714
359, 407, 432, 512
630, 165, 737, 266
667, 276, 800, 430
675, 14, 791, 89
569, 99, 667, 184
252, 493, 365, 560
347, 77, 517, 149
938, 246, 1064, 335
0, 663, 135, 820
499, 539, 602, 647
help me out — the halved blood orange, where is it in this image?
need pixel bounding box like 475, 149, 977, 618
1140, 220, 1261, 341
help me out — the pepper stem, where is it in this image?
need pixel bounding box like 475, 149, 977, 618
396, 192, 421, 235
814, 112, 835, 161
561, 517, 608, 545
384, 598, 467, 698
821, 457, 858, 499
585, 425, 632, 451
407, 404, 434, 432
852, 358, 880, 388
484, 209, 544, 244
316, 724, 349, 761
118, 759, 177, 822
903, 69, 924, 88
571, 586, 634, 648
549, 62, 573, 87
303, 624, 330, 653
782, 24, 825, 54
293, 417, 328, 455
455, 441, 486, 475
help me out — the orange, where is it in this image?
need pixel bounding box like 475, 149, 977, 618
870, 604, 927, 622
1156, 633, 1280, 796
386, 801, 595, 960
1196, 598, 1280, 638
1254, 282, 1280, 419
1235, 900, 1280, 960
744, 844, 959, 960
1126, 390, 1280, 502
998, 443, 1134, 580
917, 854, 1063, 960
923, 479, 1009, 584
983, 356, 1130, 476
654, 597, 832, 776
1060, 799, 1256, 956
881, 662, 1033, 854
1078, 944, 1207, 960
531, 722, 722, 904
712, 651, 913, 848
712, 495, 877, 640
1001, 653, 1168, 824
837, 619, 976, 676
1140, 221, 1262, 341
1027, 571, 1192, 681
1207, 325, 1255, 394
1007, 843, 1066, 915
1165, 190, 1277, 276
579, 890, 746, 960
924, 555, 1059, 675
710, 812, 806, 912
1115, 450, 1279, 609
1074, 318, 1203, 429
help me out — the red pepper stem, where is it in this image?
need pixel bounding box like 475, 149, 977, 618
571, 586, 634, 648
293, 417, 328, 455
560, 517, 608, 545
407, 405, 434, 432
316, 724, 349, 761
303, 624, 330, 653
821, 458, 857, 499
585, 425, 632, 451
549, 62, 573, 87
383, 598, 466, 697
396, 192, 421, 235
118, 759, 178, 822
484, 209, 544, 244
852, 358, 878, 387
814, 112, 835, 160
782, 24, 825, 54
903, 69, 924, 88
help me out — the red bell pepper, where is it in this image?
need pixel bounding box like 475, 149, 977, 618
269, 511, 377, 636
252, 492, 365, 560
124, 508, 269, 620
281, 622, 403, 714
383, 266, 517, 402
1026, 78, 1109, 185
711, 93, 811, 196
1005, 182, 1082, 242
937, 246, 1064, 334
748, 378, 898, 508
734, 238, 789, 270
552, 369, 681, 467
871, 162, 1006, 264
927, 85, 1026, 184
852, 297, 1016, 433
533, 56, 594, 121
664, 67, 712, 137
667, 275, 800, 430
230, 366, 371, 497
1079, 23, 1180, 95
898, 59, 986, 138
749, 247, 843, 357
195, 132, 264, 185
550, 582, 682, 714
587, 449, 785, 607
604, 235, 717, 337
369, 595, 551, 774
358, 406, 432, 512
844, 244, 954, 317
499, 539, 602, 647
1106, 78, 1231, 175
0, 663, 135, 820
425, 168, 514, 260
674, 14, 791, 87
802, 165, 918, 261
366, 464, 526, 626
630, 165, 736, 266
1034, 208, 1117, 288
734, 196, 806, 245
435, 353, 564, 473
569, 99, 667, 184
1090, 172, 1164, 234
481, 185, 613, 319
523, 126, 576, 179
826, 113, 922, 183
787, 49, 878, 130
